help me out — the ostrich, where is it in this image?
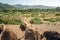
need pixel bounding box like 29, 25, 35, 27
42, 31, 60, 40
0, 23, 19, 40
30, 19, 34, 27
20, 23, 42, 40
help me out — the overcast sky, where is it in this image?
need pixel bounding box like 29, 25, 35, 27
0, 0, 60, 7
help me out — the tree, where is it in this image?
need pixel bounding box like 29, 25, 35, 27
56, 7, 60, 11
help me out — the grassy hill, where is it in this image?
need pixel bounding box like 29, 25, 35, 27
0, 3, 14, 9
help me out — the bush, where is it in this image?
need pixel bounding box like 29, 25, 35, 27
43, 18, 60, 22
0, 18, 22, 24
55, 13, 60, 16
43, 18, 49, 21
31, 18, 43, 24
49, 18, 57, 22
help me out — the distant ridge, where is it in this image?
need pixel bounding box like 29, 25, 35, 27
14, 4, 56, 9
0, 3, 56, 9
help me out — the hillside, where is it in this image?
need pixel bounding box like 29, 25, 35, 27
0, 3, 56, 9
0, 3, 14, 9
14, 4, 55, 9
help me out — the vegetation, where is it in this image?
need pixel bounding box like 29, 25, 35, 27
0, 3, 60, 24
43, 18, 60, 22
0, 17, 22, 24
31, 17, 43, 24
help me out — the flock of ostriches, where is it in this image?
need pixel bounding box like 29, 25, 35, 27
0, 21, 60, 40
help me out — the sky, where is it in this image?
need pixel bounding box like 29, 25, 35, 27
0, 0, 60, 7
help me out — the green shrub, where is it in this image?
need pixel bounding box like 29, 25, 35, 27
43, 18, 60, 22
48, 18, 57, 22
0, 18, 22, 24
32, 18, 43, 24
55, 13, 60, 16
43, 19, 49, 21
